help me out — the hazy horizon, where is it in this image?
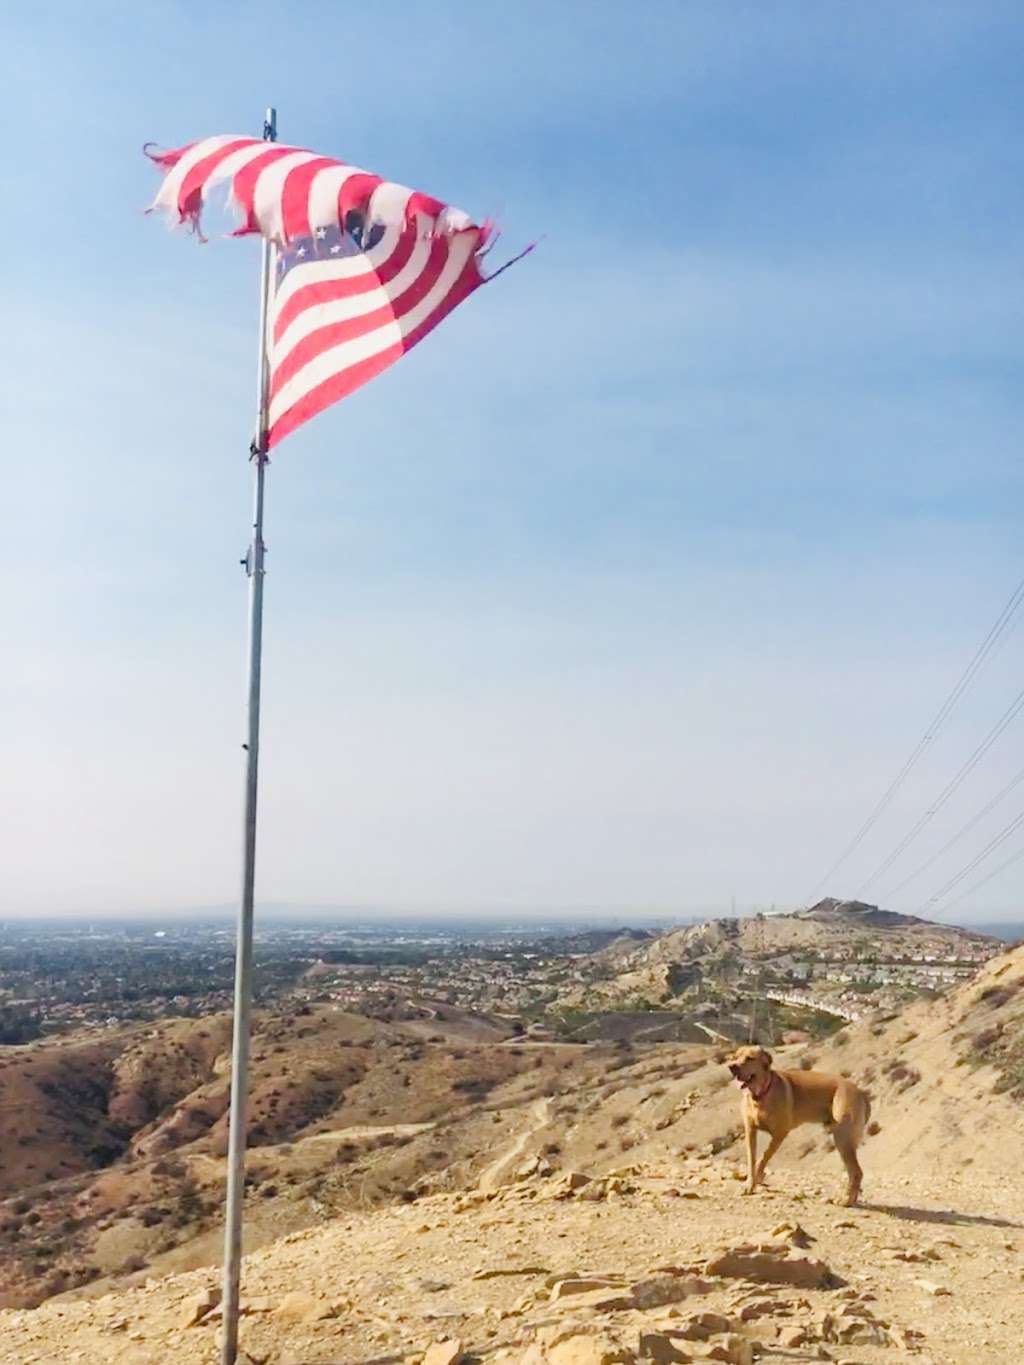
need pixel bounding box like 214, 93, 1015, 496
2, 899, 1022, 934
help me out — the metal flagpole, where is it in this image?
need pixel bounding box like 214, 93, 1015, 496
221, 104, 277, 1365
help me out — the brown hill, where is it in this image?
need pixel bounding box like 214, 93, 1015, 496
0, 1003, 626, 1309
597, 903, 996, 967
1, 944, 1023, 1362
560, 903, 1001, 1016
797, 897, 930, 927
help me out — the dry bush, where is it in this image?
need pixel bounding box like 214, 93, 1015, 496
973, 1025, 1003, 1052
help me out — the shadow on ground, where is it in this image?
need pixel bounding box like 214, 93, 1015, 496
860, 1201, 1023, 1229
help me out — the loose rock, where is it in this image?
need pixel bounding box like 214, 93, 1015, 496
423, 1340, 464, 1365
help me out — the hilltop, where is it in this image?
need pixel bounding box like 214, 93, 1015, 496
794, 898, 927, 928
1, 944, 1023, 1361
556, 901, 1001, 1023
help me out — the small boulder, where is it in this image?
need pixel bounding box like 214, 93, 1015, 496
423, 1340, 463, 1365
516, 1155, 554, 1181
913, 1279, 950, 1297
275, 1290, 341, 1323
705, 1243, 833, 1288
551, 1278, 628, 1301
560, 1275, 712, 1313
243, 1296, 277, 1315
778, 1325, 811, 1348
546, 1332, 637, 1364
771, 1221, 815, 1249
473, 1265, 549, 1281
178, 1286, 221, 1329
637, 1331, 693, 1363
701, 1335, 753, 1365
629, 1276, 714, 1310
667, 1313, 738, 1340
548, 1172, 593, 1198
738, 1299, 786, 1322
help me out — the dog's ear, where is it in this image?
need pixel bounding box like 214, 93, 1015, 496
757, 1048, 773, 1068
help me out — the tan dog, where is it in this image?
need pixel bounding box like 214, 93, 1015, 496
727, 1045, 872, 1205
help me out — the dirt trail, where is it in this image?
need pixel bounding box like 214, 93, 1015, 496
477, 1096, 552, 1192
301, 1122, 435, 1144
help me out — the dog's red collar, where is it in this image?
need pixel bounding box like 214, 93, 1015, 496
747, 1074, 775, 1103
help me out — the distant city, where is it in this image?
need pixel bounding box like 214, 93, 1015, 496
0, 905, 1017, 1047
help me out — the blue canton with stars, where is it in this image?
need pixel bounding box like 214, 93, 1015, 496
276, 215, 387, 280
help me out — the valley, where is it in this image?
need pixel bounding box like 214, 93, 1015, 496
0, 934, 1021, 1363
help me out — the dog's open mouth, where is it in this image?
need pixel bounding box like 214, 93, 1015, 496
734, 1072, 771, 1099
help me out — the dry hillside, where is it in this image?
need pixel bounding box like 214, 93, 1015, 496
558, 903, 1000, 1018
591, 903, 995, 974
0, 1006, 605, 1308
1, 944, 1023, 1363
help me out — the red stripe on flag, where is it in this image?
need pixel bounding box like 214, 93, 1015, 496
228, 146, 296, 237
143, 140, 196, 172
176, 138, 260, 229
272, 227, 420, 343
399, 253, 484, 350
269, 236, 450, 401
404, 190, 446, 225
267, 345, 404, 448
337, 173, 383, 223
280, 157, 340, 243
270, 302, 397, 398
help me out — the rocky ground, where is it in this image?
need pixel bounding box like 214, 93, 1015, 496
2, 944, 1022, 1363
2, 1143, 1021, 1365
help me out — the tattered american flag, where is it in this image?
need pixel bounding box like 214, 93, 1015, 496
146, 135, 526, 447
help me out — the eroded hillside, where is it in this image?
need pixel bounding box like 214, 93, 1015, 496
1, 944, 1023, 1363
0, 1005, 624, 1307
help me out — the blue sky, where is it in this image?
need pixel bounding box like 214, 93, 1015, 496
2, 2, 1022, 920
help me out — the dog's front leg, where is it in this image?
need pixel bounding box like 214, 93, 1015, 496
755, 1130, 785, 1186
743, 1116, 758, 1194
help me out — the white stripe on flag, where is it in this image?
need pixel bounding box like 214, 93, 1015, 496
272, 232, 435, 361
268, 231, 475, 429
252, 151, 323, 241
150, 135, 240, 216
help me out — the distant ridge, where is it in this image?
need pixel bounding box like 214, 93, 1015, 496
795, 897, 929, 929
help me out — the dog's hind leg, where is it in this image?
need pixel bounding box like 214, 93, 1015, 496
833, 1119, 863, 1206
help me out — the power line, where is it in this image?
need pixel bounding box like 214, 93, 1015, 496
939, 840, 1024, 917
917, 806, 1024, 913
806, 573, 1024, 903
883, 763, 1024, 899
858, 684, 1024, 896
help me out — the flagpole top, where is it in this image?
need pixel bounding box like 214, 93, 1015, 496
263, 107, 277, 142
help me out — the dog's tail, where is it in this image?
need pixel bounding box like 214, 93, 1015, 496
863, 1093, 881, 1138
